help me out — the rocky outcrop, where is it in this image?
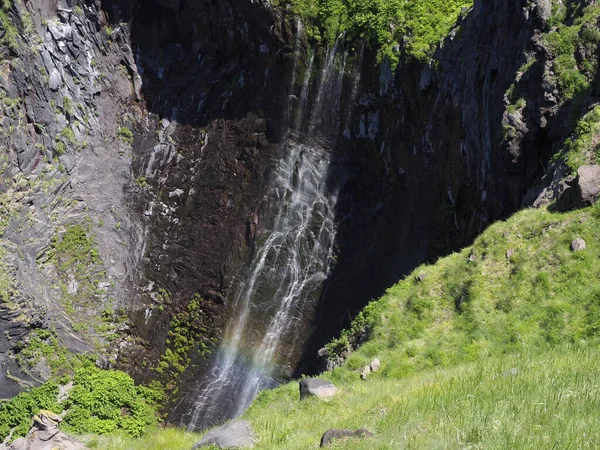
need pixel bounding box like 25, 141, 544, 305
299, 378, 338, 401
1, 411, 88, 450
193, 420, 255, 450
0, 0, 143, 392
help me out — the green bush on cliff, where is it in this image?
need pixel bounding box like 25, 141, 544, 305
62, 363, 159, 437
544, 3, 600, 101
0, 362, 160, 442
560, 105, 600, 172
0, 382, 59, 441
276, 0, 472, 62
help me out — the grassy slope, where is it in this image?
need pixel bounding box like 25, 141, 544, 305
92, 205, 600, 449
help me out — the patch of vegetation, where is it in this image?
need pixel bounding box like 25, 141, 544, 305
12, 328, 79, 379
0, 0, 19, 54
0, 361, 160, 442
557, 105, 600, 172
153, 294, 216, 400
86, 427, 200, 450
117, 126, 133, 145
135, 176, 147, 188
243, 343, 600, 449
0, 381, 59, 440
60, 126, 76, 145
54, 140, 66, 156
274, 0, 472, 63
326, 206, 600, 374
50, 223, 120, 341
237, 205, 600, 448
543, 2, 600, 101
62, 363, 159, 437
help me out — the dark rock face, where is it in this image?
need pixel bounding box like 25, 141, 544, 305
300, 0, 543, 374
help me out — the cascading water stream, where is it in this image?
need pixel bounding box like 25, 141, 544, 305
187, 35, 348, 431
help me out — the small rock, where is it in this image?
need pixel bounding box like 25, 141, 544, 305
48, 69, 62, 91
299, 378, 338, 401
416, 273, 426, 282
468, 253, 477, 263
193, 420, 255, 449
571, 238, 586, 252
369, 358, 380, 373
506, 249, 514, 259
320, 428, 374, 447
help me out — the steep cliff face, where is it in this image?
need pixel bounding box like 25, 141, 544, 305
0, 0, 143, 394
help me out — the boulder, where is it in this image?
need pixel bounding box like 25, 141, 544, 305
299, 378, 338, 401
575, 165, 600, 207
571, 238, 586, 252
359, 359, 381, 380
320, 428, 374, 447
193, 420, 255, 449
533, 0, 551, 26
369, 359, 381, 373
1, 410, 88, 450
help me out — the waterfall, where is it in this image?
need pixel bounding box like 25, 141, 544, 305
187, 37, 347, 431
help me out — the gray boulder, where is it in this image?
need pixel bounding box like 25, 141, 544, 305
575, 165, 600, 207
533, 0, 551, 26
193, 420, 255, 449
299, 378, 338, 401
571, 238, 586, 252
1, 411, 88, 450
320, 428, 374, 447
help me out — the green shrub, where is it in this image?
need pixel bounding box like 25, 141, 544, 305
61, 364, 158, 437
276, 0, 472, 63
117, 126, 133, 145
0, 382, 60, 441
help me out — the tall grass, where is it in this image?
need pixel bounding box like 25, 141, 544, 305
245, 343, 600, 449
87, 205, 600, 449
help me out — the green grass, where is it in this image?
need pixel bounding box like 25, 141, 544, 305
558, 105, 600, 172
235, 205, 600, 448
244, 343, 600, 449
543, 2, 600, 102
84, 427, 200, 450
93, 204, 600, 449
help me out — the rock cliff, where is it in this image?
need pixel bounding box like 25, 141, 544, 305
0, 0, 596, 427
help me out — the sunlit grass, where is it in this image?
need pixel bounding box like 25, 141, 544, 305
245, 343, 600, 449
91, 205, 600, 449
84, 426, 200, 450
